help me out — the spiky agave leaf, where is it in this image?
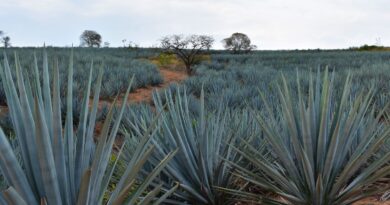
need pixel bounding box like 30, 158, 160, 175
0, 50, 176, 205
122, 88, 253, 205
228, 69, 390, 205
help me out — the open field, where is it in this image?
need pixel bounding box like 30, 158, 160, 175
0, 48, 389, 204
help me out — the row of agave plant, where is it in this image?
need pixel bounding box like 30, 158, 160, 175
0, 48, 164, 105
0, 51, 389, 204
121, 72, 390, 204
0, 51, 177, 204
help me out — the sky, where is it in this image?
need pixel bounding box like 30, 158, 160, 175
1, 0, 389, 49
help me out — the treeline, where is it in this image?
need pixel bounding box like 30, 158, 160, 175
349, 44, 390, 51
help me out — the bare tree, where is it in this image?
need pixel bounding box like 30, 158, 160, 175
160, 34, 214, 75
128, 41, 139, 49
222, 33, 257, 54
80, 30, 102, 47
2, 36, 11, 48
122, 39, 139, 49
122, 39, 127, 47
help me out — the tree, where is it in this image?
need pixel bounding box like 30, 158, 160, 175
0, 31, 10, 48
80, 30, 102, 47
2, 36, 11, 48
222, 32, 257, 54
127, 41, 139, 49
122, 39, 139, 49
103, 41, 110, 47
160, 34, 214, 75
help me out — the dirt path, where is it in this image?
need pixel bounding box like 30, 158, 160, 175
95, 67, 187, 141
97, 67, 187, 110
127, 67, 187, 103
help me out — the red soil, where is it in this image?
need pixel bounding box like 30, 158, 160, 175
127, 67, 187, 103
97, 67, 187, 109
0, 105, 8, 116
94, 67, 187, 140
269, 195, 390, 205
354, 197, 390, 205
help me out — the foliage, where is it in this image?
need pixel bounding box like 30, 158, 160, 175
0, 51, 176, 204
0, 31, 11, 48
222, 33, 257, 54
155, 53, 176, 67
0, 48, 163, 104
1, 36, 10, 48
349, 44, 390, 51
0, 111, 12, 136
172, 51, 390, 113
80, 30, 102, 48
160, 34, 214, 75
0, 47, 389, 204
227, 69, 390, 204
121, 89, 264, 205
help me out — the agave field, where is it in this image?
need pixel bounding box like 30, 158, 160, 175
0, 48, 162, 103
0, 47, 389, 205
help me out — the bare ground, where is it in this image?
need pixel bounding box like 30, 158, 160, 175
354, 197, 390, 205
127, 67, 187, 103
96, 67, 187, 109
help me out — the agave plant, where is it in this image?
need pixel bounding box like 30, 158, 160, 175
0, 51, 176, 205
122, 88, 254, 205
228, 69, 390, 204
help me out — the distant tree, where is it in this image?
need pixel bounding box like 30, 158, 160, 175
121, 39, 139, 49
122, 39, 127, 47
103, 41, 110, 47
2, 36, 11, 48
160, 34, 214, 75
350, 44, 390, 51
128, 41, 139, 49
375, 37, 382, 46
222, 32, 257, 54
0, 31, 11, 48
80, 30, 102, 47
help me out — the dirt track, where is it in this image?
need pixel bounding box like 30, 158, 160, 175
127, 68, 187, 103
96, 67, 187, 110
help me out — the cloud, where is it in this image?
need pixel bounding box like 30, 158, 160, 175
1, 0, 389, 49
1, 0, 75, 16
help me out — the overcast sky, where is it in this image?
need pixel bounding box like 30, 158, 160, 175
1, 0, 389, 49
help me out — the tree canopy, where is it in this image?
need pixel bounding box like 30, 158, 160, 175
160, 34, 214, 75
0, 31, 11, 48
222, 32, 256, 53
80, 30, 102, 48
2, 36, 11, 48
